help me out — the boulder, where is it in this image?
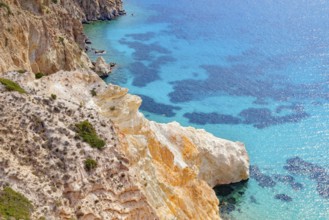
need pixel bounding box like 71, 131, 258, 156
94, 57, 111, 78
95, 49, 106, 54
85, 38, 92, 44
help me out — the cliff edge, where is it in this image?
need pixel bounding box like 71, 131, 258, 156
0, 70, 249, 219
0, 1, 249, 219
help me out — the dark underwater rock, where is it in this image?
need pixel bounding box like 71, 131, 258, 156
214, 185, 234, 196
250, 195, 258, 204
290, 182, 303, 190
273, 174, 294, 183
275, 194, 292, 202
250, 165, 276, 188
220, 203, 236, 214
284, 157, 329, 198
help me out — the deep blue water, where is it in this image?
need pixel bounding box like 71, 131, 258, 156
84, 0, 329, 219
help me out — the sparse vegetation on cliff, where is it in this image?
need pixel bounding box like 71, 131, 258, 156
51, 94, 57, 100
58, 36, 64, 44
90, 88, 97, 96
0, 2, 12, 16
35, 73, 45, 79
17, 69, 26, 74
0, 78, 26, 93
0, 187, 33, 220
75, 120, 105, 149
84, 158, 98, 171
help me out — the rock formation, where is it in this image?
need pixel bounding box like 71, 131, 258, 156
0, 1, 249, 219
0, 71, 158, 220
74, 0, 124, 22
0, 0, 122, 74
0, 70, 249, 219
94, 56, 112, 78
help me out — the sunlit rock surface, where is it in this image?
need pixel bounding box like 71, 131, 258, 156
0, 71, 249, 219
0, 0, 122, 74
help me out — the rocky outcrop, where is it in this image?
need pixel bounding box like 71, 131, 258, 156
147, 122, 250, 188
0, 70, 249, 219
0, 0, 122, 74
0, 71, 157, 220
0, 1, 250, 219
94, 79, 249, 219
74, 0, 124, 22
94, 56, 112, 78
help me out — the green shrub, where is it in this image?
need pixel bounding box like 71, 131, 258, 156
51, 94, 57, 100
90, 88, 97, 97
17, 69, 26, 74
51, 0, 58, 4
0, 78, 26, 93
0, 2, 12, 16
110, 106, 115, 111
35, 72, 45, 79
75, 120, 105, 149
0, 187, 33, 220
84, 158, 98, 171
58, 36, 64, 44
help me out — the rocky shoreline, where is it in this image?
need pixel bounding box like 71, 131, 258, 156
0, 0, 123, 74
0, 1, 249, 219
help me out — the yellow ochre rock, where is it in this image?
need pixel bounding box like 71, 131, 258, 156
1, 70, 249, 219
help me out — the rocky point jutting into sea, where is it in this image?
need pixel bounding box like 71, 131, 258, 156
0, 0, 249, 219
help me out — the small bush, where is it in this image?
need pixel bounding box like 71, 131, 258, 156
17, 69, 26, 74
35, 72, 45, 79
75, 120, 105, 149
0, 2, 13, 16
58, 36, 64, 44
84, 158, 97, 171
0, 186, 33, 220
51, 94, 57, 100
51, 0, 58, 4
90, 88, 97, 97
0, 78, 26, 93
110, 106, 115, 111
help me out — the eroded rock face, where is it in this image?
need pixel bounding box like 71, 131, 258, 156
0, 72, 157, 220
0, 0, 250, 219
1, 70, 249, 219
148, 122, 250, 187
74, 0, 123, 21
0, 0, 122, 74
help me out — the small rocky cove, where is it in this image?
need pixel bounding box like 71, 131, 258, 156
0, 0, 249, 219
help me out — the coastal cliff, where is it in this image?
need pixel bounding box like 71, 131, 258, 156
0, 70, 249, 219
0, 0, 122, 74
0, 1, 249, 219
0, 71, 157, 219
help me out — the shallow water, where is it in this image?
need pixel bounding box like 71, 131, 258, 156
84, 0, 329, 219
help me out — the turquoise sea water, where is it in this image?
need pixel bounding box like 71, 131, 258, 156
84, 0, 329, 219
